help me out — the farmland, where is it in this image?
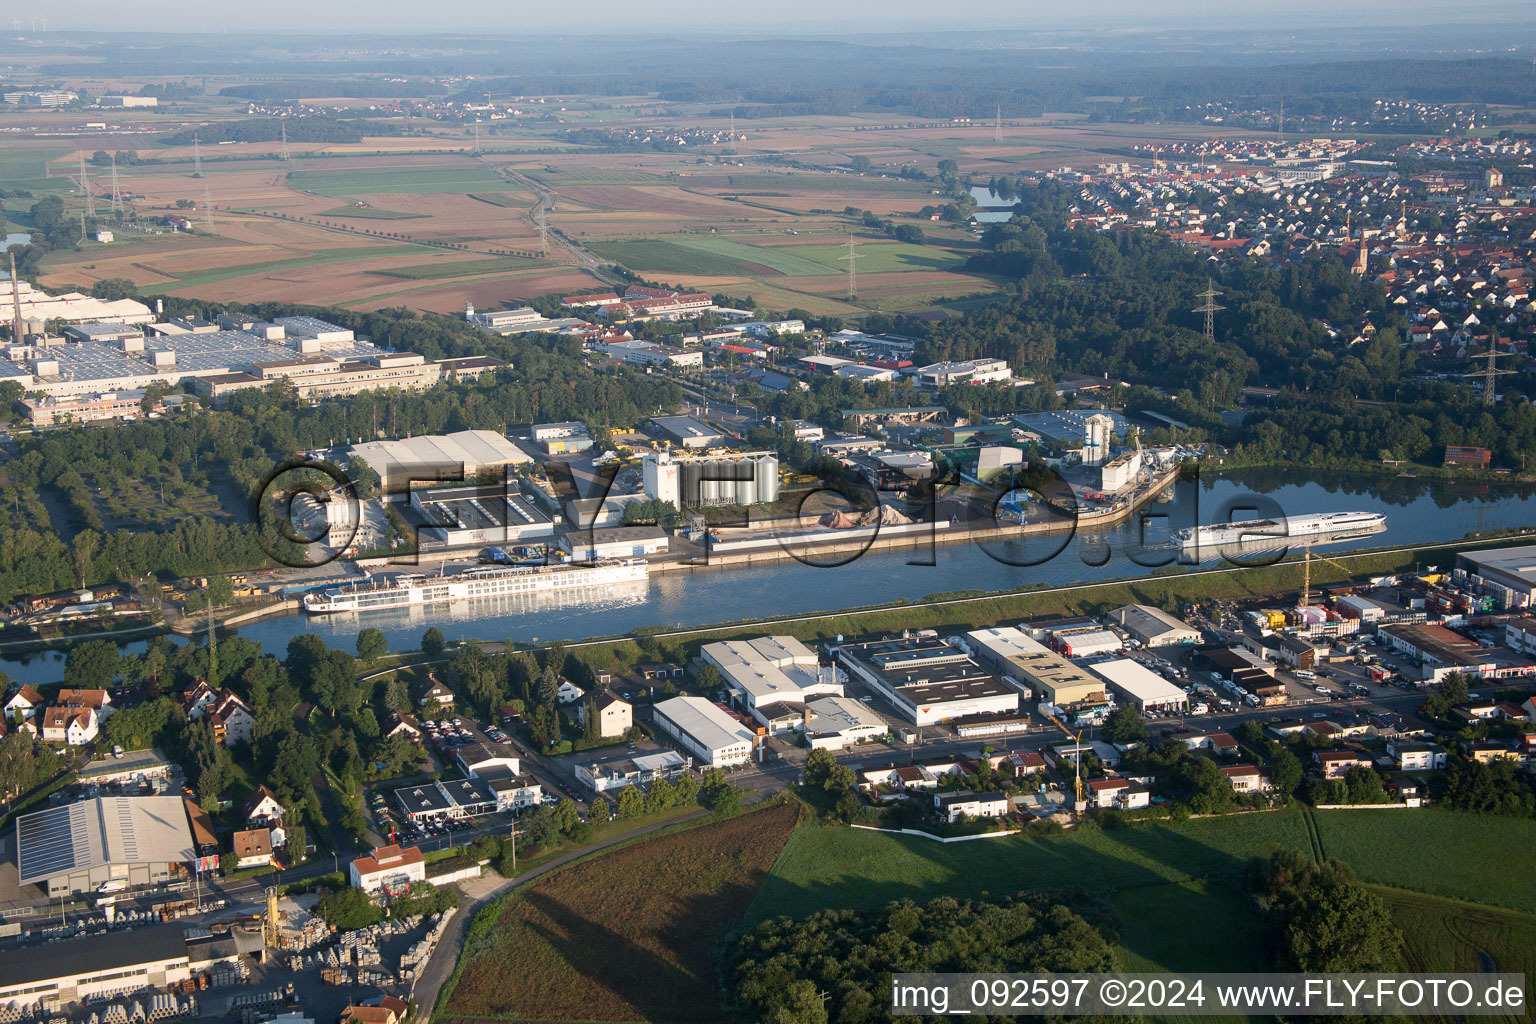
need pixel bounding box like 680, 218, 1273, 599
438, 802, 800, 1024
1313, 808, 1536, 913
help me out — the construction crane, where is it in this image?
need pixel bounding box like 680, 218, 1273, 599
1039, 707, 1087, 815
1298, 544, 1355, 610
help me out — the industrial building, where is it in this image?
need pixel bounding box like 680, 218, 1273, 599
531, 421, 593, 454
405, 483, 556, 548
642, 449, 779, 507
349, 844, 426, 895
648, 415, 724, 448
652, 695, 757, 766
702, 635, 841, 723
597, 339, 703, 368
1047, 624, 1123, 658
2, 310, 434, 400
393, 777, 499, 822
800, 695, 887, 750
1087, 658, 1189, 713
347, 430, 532, 488
913, 358, 1012, 388
0, 925, 196, 1009
1108, 605, 1201, 647
574, 749, 688, 794
560, 524, 669, 561
965, 626, 1106, 709
14, 796, 195, 896
1456, 544, 1536, 604
831, 636, 1018, 726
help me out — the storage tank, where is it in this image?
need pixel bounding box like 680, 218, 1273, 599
755, 455, 780, 503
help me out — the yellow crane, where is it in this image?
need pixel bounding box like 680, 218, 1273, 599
1299, 545, 1356, 610
1039, 707, 1087, 815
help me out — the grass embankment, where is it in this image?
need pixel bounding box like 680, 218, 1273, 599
438, 802, 801, 1024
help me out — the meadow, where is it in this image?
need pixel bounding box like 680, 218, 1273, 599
438, 802, 801, 1024
370, 256, 552, 280
318, 205, 429, 220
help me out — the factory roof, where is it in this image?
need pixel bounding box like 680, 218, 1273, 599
15, 796, 195, 885
1086, 658, 1189, 706
654, 695, 756, 752
649, 415, 723, 442
348, 430, 533, 484
0, 924, 190, 989
1461, 545, 1536, 590
412, 483, 552, 533
1109, 604, 1199, 642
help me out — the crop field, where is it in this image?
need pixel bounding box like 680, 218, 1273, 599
1313, 808, 1536, 913
439, 802, 800, 1024
1384, 888, 1536, 977
317, 205, 428, 219
288, 165, 512, 197
745, 807, 1313, 926
369, 256, 553, 280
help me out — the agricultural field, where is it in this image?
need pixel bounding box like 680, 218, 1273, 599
439, 802, 800, 1024
1313, 808, 1536, 913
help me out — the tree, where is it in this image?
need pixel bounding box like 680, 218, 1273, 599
591, 797, 613, 822
1102, 704, 1148, 744
65, 638, 121, 689
616, 785, 645, 820
356, 628, 388, 663
1270, 748, 1303, 795
701, 767, 741, 815
421, 627, 447, 657
1253, 851, 1401, 972
553, 796, 581, 834
384, 678, 411, 713
848, 154, 871, 174
316, 886, 384, 931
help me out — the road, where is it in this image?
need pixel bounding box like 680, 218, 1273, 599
493, 165, 616, 278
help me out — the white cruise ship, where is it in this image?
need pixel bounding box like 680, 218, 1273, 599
303, 558, 649, 614
1171, 511, 1386, 550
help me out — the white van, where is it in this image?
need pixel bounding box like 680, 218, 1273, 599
1295, 670, 1316, 682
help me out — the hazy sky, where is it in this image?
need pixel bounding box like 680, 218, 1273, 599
24, 0, 1534, 37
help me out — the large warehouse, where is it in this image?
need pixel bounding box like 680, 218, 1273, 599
966, 627, 1106, 708
653, 695, 757, 766
701, 635, 841, 720
1456, 545, 1536, 604
1087, 658, 1190, 713
348, 430, 533, 489
407, 483, 557, 547
0, 924, 195, 1009
1108, 605, 1202, 647
832, 636, 1018, 726
15, 796, 196, 896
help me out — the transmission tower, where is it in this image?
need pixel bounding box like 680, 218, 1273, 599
1479, 332, 1514, 407
202, 182, 214, 234
536, 204, 549, 256
108, 153, 123, 216
79, 153, 95, 218
729, 110, 736, 138
279, 117, 290, 162
1193, 278, 1224, 343
994, 103, 1002, 143
472, 120, 481, 156
192, 133, 203, 178
839, 235, 863, 302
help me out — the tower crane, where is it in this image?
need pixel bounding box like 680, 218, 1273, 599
1039, 708, 1087, 815
1299, 544, 1355, 610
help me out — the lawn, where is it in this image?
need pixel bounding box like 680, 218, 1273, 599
439, 802, 801, 1024
1314, 808, 1536, 913
789, 240, 969, 273
1379, 888, 1536, 1024
370, 256, 552, 280
289, 166, 511, 197
588, 236, 834, 277
744, 808, 1312, 927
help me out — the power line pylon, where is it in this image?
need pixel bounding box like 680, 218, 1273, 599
1479, 330, 1513, 407
202, 182, 214, 235
994, 103, 1001, 143
536, 204, 549, 256
192, 133, 203, 178
839, 235, 863, 302
1193, 278, 1224, 343
108, 153, 123, 216
79, 153, 95, 219
280, 117, 290, 162
472, 120, 481, 156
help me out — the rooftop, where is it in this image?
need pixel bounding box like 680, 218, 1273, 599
15, 796, 195, 885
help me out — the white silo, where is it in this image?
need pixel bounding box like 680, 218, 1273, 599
1083, 414, 1113, 467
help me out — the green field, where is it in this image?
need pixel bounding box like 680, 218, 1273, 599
318, 205, 428, 220
289, 166, 511, 197
1, 146, 73, 193
791, 240, 968, 273
370, 256, 550, 280
590, 236, 836, 277
1314, 808, 1536, 913
745, 808, 1312, 926
523, 166, 664, 185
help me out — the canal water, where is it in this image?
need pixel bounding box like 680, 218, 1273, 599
4, 470, 1533, 685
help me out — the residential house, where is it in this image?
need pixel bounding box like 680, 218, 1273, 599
1465, 741, 1517, 764
1185, 732, 1239, 757
1005, 751, 1048, 776
339, 996, 409, 1024
41, 705, 98, 746
240, 785, 286, 827
4, 685, 44, 721
416, 678, 454, 709
860, 763, 938, 792
1087, 777, 1129, 809
56, 688, 113, 720
1220, 764, 1265, 793
1314, 749, 1368, 780
556, 680, 585, 704
1389, 740, 1446, 771
386, 714, 423, 743
209, 691, 256, 746
232, 828, 273, 870
933, 790, 1011, 823
578, 692, 632, 739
